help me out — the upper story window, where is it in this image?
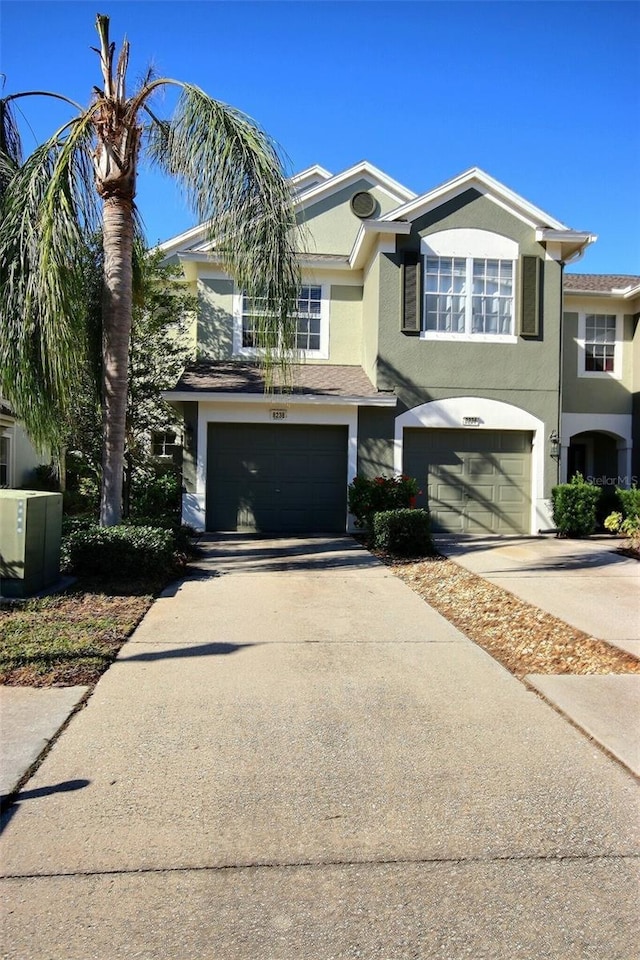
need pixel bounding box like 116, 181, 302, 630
419, 229, 519, 343
425, 257, 514, 336
235, 283, 329, 359
578, 313, 622, 378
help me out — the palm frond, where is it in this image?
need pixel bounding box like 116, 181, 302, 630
0, 112, 100, 449
0, 97, 23, 196
145, 82, 300, 384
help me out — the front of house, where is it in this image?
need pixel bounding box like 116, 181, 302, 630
162, 162, 640, 536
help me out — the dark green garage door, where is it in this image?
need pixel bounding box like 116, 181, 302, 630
207, 423, 348, 533
403, 428, 532, 535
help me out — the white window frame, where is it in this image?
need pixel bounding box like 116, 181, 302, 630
232, 282, 330, 360
420, 229, 519, 344
577, 312, 622, 380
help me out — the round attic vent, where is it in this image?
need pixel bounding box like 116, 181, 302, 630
350, 190, 377, 219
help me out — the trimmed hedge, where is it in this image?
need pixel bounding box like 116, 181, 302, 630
372, 509, 434, 557
616, 486, 640, 520
62, 524, 179, 580
551, 473, 601, 537
348, 475, 420, 530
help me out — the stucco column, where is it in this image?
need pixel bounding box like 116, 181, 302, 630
617, 444, 633, 487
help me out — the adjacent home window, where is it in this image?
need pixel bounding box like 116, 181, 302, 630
424, 257, 514, 337
0, 435, 10, 487
578, 313, 622, 378
235, 284, 329, 359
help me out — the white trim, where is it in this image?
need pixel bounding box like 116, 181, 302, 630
185, 400, 360, 531
576, 311, 622, 380
164, 391, 396, 407
349, 220, 413, 269
420, 332, 518, 344
295, 161, 416, 212
393, 397, 547, 534
381, 167, 569, 231
560, 413, 634, 487
561, 412, 632, 445
420, 228, 519, 260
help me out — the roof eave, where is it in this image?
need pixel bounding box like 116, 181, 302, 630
163, 390, 397, 407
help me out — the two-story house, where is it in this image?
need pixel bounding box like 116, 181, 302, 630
162, 162, 639, 536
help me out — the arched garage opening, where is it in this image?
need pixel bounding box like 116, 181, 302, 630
394, 397, 546, 535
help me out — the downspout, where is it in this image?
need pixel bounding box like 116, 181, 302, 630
557, 260, 565, 487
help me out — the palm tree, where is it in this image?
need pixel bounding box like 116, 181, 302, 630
0, 14, 298, 525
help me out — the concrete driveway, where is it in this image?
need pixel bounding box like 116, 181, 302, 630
1, 535, 638, 959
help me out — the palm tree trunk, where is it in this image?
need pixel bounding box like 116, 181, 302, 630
100, 196, 134, 526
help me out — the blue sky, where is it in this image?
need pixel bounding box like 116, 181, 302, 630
1, 0, 639, 274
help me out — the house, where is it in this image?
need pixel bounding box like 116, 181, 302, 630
0, 395, 45, 490
162, 162, 640, 536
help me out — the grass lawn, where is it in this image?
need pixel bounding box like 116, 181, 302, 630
0, 580, 161, 687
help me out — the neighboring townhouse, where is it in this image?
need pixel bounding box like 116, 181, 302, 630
162, 162, 639, 536
0, 396, 44, 490
561, 275, 640, 489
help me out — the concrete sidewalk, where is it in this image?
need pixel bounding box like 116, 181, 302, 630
437, 534, 640, 776
1, 535, 638, 959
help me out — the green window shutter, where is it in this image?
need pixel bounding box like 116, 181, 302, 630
520, 255, 542, 336
401, 252, 422, 333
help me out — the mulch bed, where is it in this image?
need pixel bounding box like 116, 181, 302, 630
382, 552, 640, 679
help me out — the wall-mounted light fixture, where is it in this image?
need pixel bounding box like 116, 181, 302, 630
549, 430, 561, 460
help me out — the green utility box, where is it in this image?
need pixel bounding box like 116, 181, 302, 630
0, 491, 63, 598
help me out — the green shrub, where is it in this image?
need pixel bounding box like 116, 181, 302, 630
616, 486, 640, 520
551, 473, 601, 537
596, 487, 619, 529
348, 475, 420, 530
372, 509, 434, 557
130, 465, 181, 521
62, 524, 179, 580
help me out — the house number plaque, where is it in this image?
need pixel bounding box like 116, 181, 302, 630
462, 416, 481, 426
271, 409, 287, 421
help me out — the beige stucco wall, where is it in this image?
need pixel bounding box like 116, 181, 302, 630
297, 180, 400, 256
562, 295, 635, 415
197, 278, 234, 359
323, 284, 362, 366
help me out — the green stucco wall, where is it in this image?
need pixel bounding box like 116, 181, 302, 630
356, 407, 396, 478
361, 256, 381, 383
374, 192, 562, 426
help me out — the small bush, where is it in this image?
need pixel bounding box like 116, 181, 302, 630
130, 465, 181, 521
604, 511, 624, 534
372, 509, 434, 557
348, 475, 420, 530
551, 473, 601, 537
616, 486, 640, 520
63, 524, 180, 580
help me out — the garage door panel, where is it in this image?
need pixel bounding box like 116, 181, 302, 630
404, 428, 531, 535
207, 423, 348, 533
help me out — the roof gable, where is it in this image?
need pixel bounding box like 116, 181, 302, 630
381, 167, 568, 231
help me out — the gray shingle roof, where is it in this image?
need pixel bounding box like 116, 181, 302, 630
172, 362, 381, 398
563, 274, 640, 292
